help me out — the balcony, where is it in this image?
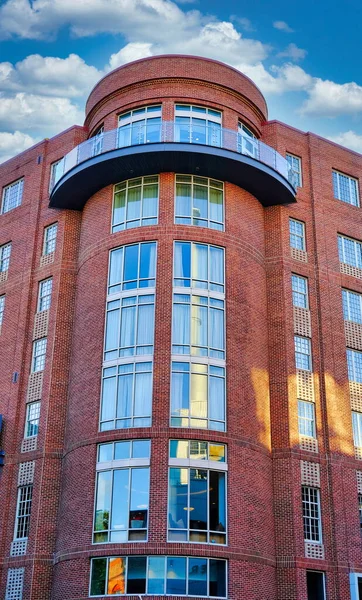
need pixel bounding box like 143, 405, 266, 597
49, 123, 297, 210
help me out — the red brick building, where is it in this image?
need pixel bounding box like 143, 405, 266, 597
0, 54, 362, 600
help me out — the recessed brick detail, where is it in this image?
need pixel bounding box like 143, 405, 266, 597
296, 369, 315, 402
26, 372, 43, 403
40, 251, 54, 267
18, 461, 34, 486
291, 247, 308, 262
340, 262, 362, 279
299, 435, 318, 453
305, 541, 325, 560
301, 461, 320, 487
345, 320, 362, 350
0, 270, 8, 284
293, 306, 312, 337
33, 310, 49, 340
20, 437, 37, 453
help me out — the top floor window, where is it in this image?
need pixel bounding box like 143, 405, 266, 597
286, 154, 302, 188
289, 219, 306, 251
238, 121, 258, 158
92, 125, 104, 156
112, 176, 158, 233
175, 175, 224, 231
338, 234, 362, 269
2, 178, 24, 214
118, 105, 162, 147
333, 170, 359, 206
0, 242, 11, 273
108, 242, 156, 295
342, 289, 362, 323
174, 242, 224, 293
175, 104, 222, 147
49, 159, 64, 192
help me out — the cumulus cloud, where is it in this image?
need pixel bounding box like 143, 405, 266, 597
301, 79, 362, 117
277, 43, 307, 61
0, 131, 37, 163
273, 20, 294, 33
230, 16, 255, 32
238, 62, 313, 95
108, 43, 153, 71
328, 131, 362, 153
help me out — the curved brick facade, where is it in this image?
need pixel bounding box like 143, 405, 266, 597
1, 55, 362, 600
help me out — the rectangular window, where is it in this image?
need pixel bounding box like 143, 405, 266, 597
174, 241, 224, 293
0, 242, 11, 272
286, 154, 302, 188
112, 175, 159, 232
49, 159, 64, 192
0, 295, 5, 326
14, 485, 33, 540
2, 178, 24, 213
38, 278, 53, 312
175, 175, 224, 231
172, 293, 225, 359
100, 361, 152, 431
90, 556, 227, 597
353, 412, 362, 448
306, 571, 326, 600
343, 289, 362, 323
32, 338, 47, 372
118, 105, 162, 147
333, 170, 359, 206
108, 242, 156, 295
171, 361, 226, 431
338, 234, 362, 269
347, 349, 362, 383
238, 122, 258, 157
92, 126, 104, 156
175, 104, 222, 147
43, 223, 58, 256
289, 219, 306, 250
93, 440, 151, 543
298, 400, 316, 438
24, 402, 41, 438
295, 336, 312, 371
302, 486, 322, 543
292, 274, 308, 308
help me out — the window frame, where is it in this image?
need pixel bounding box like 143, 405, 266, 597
43, 223, 58, 256
298, 400, 316, 438
31, 338, 47, 373
286, 153, 302, 188
352, 411, 362, 448
174, 104, 222, 147
108, 241, 157, 296
173, 241, 225, 294
289, 218, 306, 251
0, 242, 11, 273
13, 485, 33, 541
342, 288, 362, 323
37, 278, 53, 313
292, 274, 309, 309
174, 174, 224, 231
332, 169, 359, 207
0, 294, 5, 326
24, 401, 41, 439
1, 178, 24, 214
295, 335, 312, 371
306, 571, 326, 600
347, 348, 362, 383
118, 105, 162, 147
338, 234, 362, 269
112, 175, 159, 233
302, 485, 322, 544
49, 159, 64, 192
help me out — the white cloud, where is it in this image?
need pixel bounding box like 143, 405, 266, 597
230, 16, 255, 32
108, 43, 153, 71
328, 131, 362, 153
301, 79, 362, 117
0, 131, 37, 163
0, 53, 100, 97
239, 62, 313, 95
273, 20, 294, 33
277, 43, 307, 61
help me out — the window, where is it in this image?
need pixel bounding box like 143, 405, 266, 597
302, 486, 322, 543
342, 289, 362, 323
100, 361, 152, 431
306, 571, 326, 600
32, 338, 47, 372
238, 121, 258, 157
289, 219, 306, 251
108, 242, 156, 295
353, 412, 362, 448
174, 242, 224, 293
0, 295, 5, 326
298, 400, 316, 438
14, 486, 32, 540
295, 336, 312, 371
347, 349, 362, 383
0, 242, 11, 272
93, 440, 150, 543
175, 104, 222, 147
104, 294, 155, 359
172, 294, 225, 359
286, 154, 302, 188
292, 274, 308, 309
49, 159, 64, 192
112, 176, 158, 232
168, 440, 226, 545
92, 125, 104, 156
43, 223, 57, 256
338, 234, 362, 269
333, 170, 359, 206
118, 105, 161, 147
24, 402, 40, 438
38, 278, 53, 312
359, 494, 362, 531
90, 556, 227, 597
2, 178, 24, 214
175, 175, 224, 231
171, 362, 225, 431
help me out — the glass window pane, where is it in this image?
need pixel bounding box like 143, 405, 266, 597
94, 471, 112, 534
90, 559, 107, 596
209, 559, 226, 597
148, 556, 165, 594
107, 557, 126, 595
127, 557, 147, 594
129, 468, 149, 530
111, 470, 129, 533
166, 557, 186, 595
189, 469, 208, 530
188, 558, 207, 596
168, 468, 188, 530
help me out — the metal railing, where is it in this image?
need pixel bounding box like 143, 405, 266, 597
51, 122, 298, 191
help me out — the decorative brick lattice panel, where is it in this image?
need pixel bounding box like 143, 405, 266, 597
10, 540, 27, 557
18, 462, 34, 486
40, 252, 54, 267
299, 435, 318, 453
0, 270, 8, 284
21, 437, 37, 453
345, 321, 362, 351
340, 263, 362, 279
291, 247, 308, 263
355, 447, 362, 461
305, 542, 325, 560
297, 369, 315, 402
294, 307, 312, 337
33, 310, 49, 340
5, 568, 24, 600
357, 471, 362, 494
26, 372, 43, 403
301, 461, 320, 487
350, 381, 362, 411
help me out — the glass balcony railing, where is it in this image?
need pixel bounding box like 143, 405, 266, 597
51, 122, 298, 192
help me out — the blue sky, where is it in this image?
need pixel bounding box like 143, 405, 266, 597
1, 0, 362, 163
